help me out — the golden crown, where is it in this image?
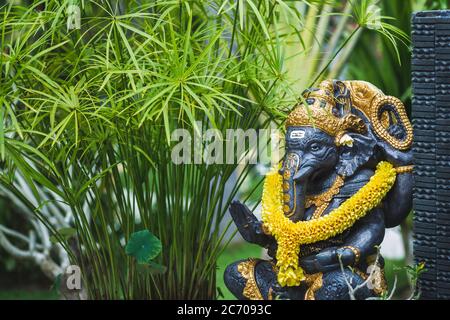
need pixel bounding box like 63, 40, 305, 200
286, 80, 367, 138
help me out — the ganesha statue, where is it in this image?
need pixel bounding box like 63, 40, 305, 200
224, 80, 414, 300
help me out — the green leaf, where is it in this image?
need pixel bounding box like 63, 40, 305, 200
0, 106, 4, 161
49, 236, 61, 244
246, 0, 270, 39
125, 230, 162, 264
217, 286, 224, 299
58, 227, 77, 237
50, 227, 77, 244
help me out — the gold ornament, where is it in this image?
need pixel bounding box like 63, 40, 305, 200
261, 161, 397, 287
365, 254, 388, 296
395, 165, 414, 174
237, 259, 264, 300
285, 105, 367, 137
341, 245, 361, 264
286, 80, 367, 136
304, 272, 323, 300
286, 80, 413, 150
370, 95, 413, 151
343, 80, 413, 151
306, 175, 345, 219
366, 263, 388, 296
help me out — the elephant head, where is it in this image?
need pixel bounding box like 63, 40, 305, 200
280, 79, 412, 223
280, 125, 376, 222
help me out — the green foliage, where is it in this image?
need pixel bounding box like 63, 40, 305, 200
405, 261, 427, 298
384, 258, 411, 295
416, 0, 450, 10
125, 230, 162, 264
50, 227, 77, 244
346, 0, 449, 112
0, 0, 404, 299
347, 0, 412, 111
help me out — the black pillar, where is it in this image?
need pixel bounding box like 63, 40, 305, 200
412, 10, 450, 300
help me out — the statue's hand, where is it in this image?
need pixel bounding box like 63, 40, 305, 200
300, 247, 356, 273
229, 200, 270, 246
299, 247, 341, 273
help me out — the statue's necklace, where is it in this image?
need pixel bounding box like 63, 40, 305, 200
305, 175, 344, 219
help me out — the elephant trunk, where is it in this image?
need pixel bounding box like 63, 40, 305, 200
281, 153, 311, 222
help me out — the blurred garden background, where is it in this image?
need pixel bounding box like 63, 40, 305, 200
0, 0, 448, 300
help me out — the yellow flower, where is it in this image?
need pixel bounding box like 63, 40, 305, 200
261, 161, 397, 287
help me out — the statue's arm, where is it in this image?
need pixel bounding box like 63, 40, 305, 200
382, 171, 413, 228
299, 208, 385, 273
229, 201, 273, 247
376, 134, 414, 228
337, 207, 385, 266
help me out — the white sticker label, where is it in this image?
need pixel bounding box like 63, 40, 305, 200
290, 130, 305, 139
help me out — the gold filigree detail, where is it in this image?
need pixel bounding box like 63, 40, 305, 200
353, 267, 369, 281
237, 259, 264, 300
353, 266, 388, 296
367, 264, 388, 296
286, 80, 367, 136
395, 165, 414, 174
303, 79, 335, 105
306, 175, 345, 219
267, 287, 274, 300
282, 153, 299, 218
371, 95, 413, 151
304, 272, 323, 300
304, 92, 335, 106
380, 110, 391, 129
310, 203, 329, 220
287, 80, 413, 151
285, 105, 366, 137
343, 80, 413, 151
343, 80, 382, 117
341, 245, 361, 265
349, 255, 388, 296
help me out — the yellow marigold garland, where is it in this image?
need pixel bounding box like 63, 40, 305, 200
261, 161, 397, 287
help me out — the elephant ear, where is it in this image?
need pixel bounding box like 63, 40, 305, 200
336, 133, 376, 177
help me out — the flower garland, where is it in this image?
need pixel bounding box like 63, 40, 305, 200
261, 161, 397, 287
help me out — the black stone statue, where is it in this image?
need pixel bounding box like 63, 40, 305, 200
224, 80, 414, 300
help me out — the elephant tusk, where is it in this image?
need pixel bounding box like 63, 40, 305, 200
337, 133, 354, 147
